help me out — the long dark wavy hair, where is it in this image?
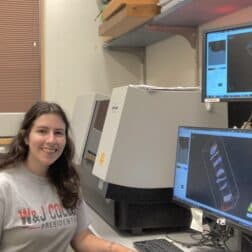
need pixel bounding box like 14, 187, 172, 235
0, 101, 80, 209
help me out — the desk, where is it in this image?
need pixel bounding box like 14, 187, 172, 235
87, 204, 229, 252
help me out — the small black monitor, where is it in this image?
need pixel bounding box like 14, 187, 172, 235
173, 126, 252, 235
202, 23, 252, 102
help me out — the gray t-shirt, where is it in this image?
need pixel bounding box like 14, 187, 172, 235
0, 164, 89, 252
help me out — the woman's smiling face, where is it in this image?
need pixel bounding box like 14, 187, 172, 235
25, 113, 66, 176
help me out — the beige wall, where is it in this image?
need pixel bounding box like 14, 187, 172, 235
43, 0, 143, 117
146, 35, 196, 86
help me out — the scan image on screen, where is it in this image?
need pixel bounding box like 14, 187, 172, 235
208, 40, 226, 66
201, 137, 239, 211
228, 32, 252, 92
202, 24, 252, 102
173, 127, 252, 233
188, 134, 241, 212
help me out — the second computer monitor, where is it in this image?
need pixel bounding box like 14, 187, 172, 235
173, 126, 252, 235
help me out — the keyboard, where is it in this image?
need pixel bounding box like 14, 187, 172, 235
133, 238, 184, 252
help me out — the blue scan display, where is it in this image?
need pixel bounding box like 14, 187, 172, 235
173, 127, 252, 234
202, 24, 252, 102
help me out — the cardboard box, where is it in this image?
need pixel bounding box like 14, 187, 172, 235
99, 3, 159, 39
102, 0, 159, 21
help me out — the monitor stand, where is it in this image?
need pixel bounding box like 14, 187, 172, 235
241, 232, 252, 252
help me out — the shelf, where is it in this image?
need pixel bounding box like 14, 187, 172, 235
0, 138, 12, 145
103, 23, 174, 48
104, 0, 252, 48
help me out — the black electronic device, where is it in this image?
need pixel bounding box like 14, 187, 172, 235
202, 23, 252, 103
78, 98, 190, 234
173, 126, 252, 250
73, 88, 226, 234
133, 238, 183, 252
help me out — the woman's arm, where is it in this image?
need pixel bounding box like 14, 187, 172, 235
71, 229, 136, 252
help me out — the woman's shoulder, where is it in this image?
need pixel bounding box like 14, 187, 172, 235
0, 165, 19, 187
0, 166, 21, 201
0, 174, 12, 197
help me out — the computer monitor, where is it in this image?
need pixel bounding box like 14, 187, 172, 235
173, 126, 252, 236
202, 23, 252, 102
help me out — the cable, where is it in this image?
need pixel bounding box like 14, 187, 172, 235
241, 111, 252, 129
165, 225, 233, 251
242, 233, 252, 244
165, 233, 201, 248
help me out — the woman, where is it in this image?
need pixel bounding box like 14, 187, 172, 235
0, 101, 135, 252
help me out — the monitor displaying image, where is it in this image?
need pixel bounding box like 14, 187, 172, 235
173, 126, 252, 235
202, 24, 252, 102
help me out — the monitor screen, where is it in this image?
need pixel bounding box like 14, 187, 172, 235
202, 23, 252, 102
173, 126, 252, 235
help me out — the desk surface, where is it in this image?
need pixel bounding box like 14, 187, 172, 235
87, 204, 227, 252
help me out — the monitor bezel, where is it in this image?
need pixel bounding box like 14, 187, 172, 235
201, 22, 252, 103
173, 126, 252, 236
